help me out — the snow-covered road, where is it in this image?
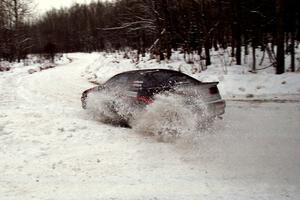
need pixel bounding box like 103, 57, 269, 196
0, 54, 300, 199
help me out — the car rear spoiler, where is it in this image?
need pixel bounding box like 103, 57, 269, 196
200, 81, 219, 85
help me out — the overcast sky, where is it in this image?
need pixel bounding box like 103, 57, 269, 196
35, 0, 95, 13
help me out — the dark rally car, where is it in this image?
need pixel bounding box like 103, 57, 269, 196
81, 69, 225, 124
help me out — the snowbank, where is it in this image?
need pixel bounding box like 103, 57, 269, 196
198, 65, 300, 100
0, 54, 71, 75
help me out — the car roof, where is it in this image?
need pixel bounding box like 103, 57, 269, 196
110, 68, 195, 78
105, 69, 204, 84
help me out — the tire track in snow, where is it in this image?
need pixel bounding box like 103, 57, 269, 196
16, 54, 99, 109
0, 74, 20, 107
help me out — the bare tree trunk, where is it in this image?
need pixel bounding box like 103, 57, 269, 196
291, 31, 295, 72
259, 49, 266, 65
244, 43, 248, 64
236, 34, 241, 65
276, 0, 285, 74
231, 38, 235, 57
204, 40, 211, 66
252, 43, 256, 72
290, 3, 296, 72
159, 50, 164, 61
291, 0, 297, 72
233, 0, 242, 65
213, 34, 219, 51
141, 32, 146, 57
285, 32, 289, 53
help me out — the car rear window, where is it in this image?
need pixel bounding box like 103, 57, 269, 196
105, 71, 144, 87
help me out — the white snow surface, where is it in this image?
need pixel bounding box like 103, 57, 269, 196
0, 53, 300, 199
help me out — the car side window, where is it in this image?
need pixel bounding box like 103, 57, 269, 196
151, 71, 174, 87
142, 71, 198, 88
142, 73, 158, 88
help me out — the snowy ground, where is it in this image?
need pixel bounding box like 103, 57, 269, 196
0, 53, 300, 199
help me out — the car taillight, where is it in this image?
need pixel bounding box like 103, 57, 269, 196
136, 96, 153, 104
209, 86, 219, 94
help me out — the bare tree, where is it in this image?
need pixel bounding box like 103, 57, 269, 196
0, 0, 33, 61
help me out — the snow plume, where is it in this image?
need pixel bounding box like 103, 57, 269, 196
85, 87, 137, 126
131, 93, 210, 142
85, 87, 213, 142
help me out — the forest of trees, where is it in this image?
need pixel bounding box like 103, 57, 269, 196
0, 0, 300, 74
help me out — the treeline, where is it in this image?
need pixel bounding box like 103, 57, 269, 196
1, 0, 300, 73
